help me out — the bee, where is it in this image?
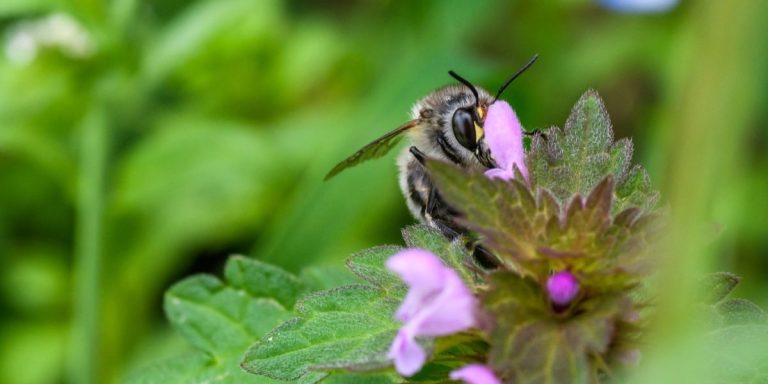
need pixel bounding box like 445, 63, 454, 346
325, 55, 539, 267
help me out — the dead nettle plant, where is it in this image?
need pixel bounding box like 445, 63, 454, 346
127, 91, 768, 384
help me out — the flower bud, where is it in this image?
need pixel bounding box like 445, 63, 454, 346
546, 271, 580, 306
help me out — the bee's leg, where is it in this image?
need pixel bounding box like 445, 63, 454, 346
405, 146, 499, 268
472, 244, 499, 269
424, 186, 461, 239
409, 146, 427, 165
408, 146, 461, 239
407, 146, 436, 216
425, 183, 440, 218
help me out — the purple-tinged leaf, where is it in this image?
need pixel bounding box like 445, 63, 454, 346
527, 90, 658, 213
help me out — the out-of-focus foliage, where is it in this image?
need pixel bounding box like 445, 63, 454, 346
0, 1, 765, 383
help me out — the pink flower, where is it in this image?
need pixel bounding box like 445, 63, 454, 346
546, 271, 580, 306
386, 249, 477, 376
449, 364, 502, 384
483, 100, 528, 182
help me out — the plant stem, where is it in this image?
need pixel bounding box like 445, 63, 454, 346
631, 2, 768, 382
71, 106, 108, 384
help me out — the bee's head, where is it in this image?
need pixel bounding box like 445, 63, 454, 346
448, 98, 497, 169
446, 70, 488, 155
438, 71, 496, 168
410, 70, 498, 169
438, 55, 538, 168
410, 83, 494, 169
412, 56, 539, 169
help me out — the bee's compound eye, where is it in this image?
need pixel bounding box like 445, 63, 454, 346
452, 108, 477, 151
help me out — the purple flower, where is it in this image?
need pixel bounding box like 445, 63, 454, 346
599, 0, 678, 13
482, 100, 528, 182
450, 364, 502, 384
386, 249, 477, 376
546, 271, 580, 306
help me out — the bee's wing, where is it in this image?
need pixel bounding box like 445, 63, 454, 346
324, 119, 422, 180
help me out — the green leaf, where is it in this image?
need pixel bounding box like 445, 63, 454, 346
126, 256, 304, 383
113, 118, 287, 316
615, 165, 658, 213
241, 226, 483, 382
428, 161, 654, 287
0, 0, 55, 15
142, 0, 280, 85
700, 272, 741, 304
224, 255, 308, 309
115, 120, 278, 240
124, 352, 237, 384
426, 159, 553, 274
300, 265, 360, 291
407, 333, 489, 383
715, 299, 768, 326
241, 285, 401, 381
321, 372, 399, 384
401, 225, 478, 285
345, 245, 404, 293
345, 225, 477, 291
706, 324, 768, 382
483, 272, 624, 384
527, 90, 658, 213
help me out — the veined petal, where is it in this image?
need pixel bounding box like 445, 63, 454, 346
449, 364, 502, 384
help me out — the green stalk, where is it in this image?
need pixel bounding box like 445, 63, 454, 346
71, 106, 108, 384
631, 2, 768, 382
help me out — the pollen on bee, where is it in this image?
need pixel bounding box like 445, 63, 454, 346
474, 123, 484, 141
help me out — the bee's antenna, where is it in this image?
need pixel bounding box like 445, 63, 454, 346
448, 70, 480, 109
493, 53, 539, 103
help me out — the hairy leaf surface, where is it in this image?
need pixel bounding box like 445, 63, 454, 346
483, 272, 625, 384
126, 256, 307, 383
241, 285, 400, 381
527, 90, 658, 213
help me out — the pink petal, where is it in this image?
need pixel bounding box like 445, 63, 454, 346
449, 364, 502, 384
386, 248, 445, 290
483, 101, 528, 181
484, 168, 514, 181
388, 329, 426, 377
387, 249, 479, 376
411, 272, 476, 335
386, 249, 447, 322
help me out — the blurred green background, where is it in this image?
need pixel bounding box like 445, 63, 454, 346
0, 0, 765, 383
